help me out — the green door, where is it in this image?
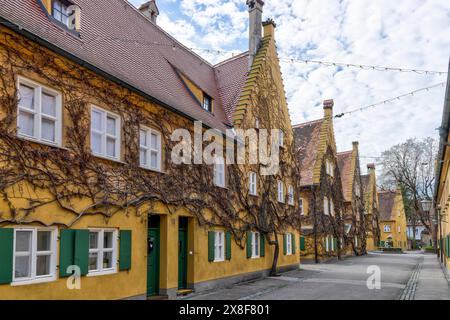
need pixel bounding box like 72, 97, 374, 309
147, 216, 160, 297
178, 217, 188, 290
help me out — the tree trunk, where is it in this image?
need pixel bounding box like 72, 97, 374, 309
270, 233, 279, 276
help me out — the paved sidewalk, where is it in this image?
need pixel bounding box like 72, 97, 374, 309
413, 254, 450, 300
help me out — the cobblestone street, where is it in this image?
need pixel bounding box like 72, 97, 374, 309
184, 252, 450, 300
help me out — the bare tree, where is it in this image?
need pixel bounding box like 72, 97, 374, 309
379, 137, 438, 247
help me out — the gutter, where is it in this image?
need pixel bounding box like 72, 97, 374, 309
434, 58, 450, 203
0, 16, 233, 137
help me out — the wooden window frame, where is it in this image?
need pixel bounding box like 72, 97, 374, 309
90, 105, 121, 161
12, 228, 57, 286
139, 126, 162, 172
87, 229, 118, 277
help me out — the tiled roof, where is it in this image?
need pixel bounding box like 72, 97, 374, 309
378, 191, 396, 221
337, 151, 352, 202
0, 0, 245, 132
214, 53, 249, 124
361, 174, 370, 194
293, 119, 324, 186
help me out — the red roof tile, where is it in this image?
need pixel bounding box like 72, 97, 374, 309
0, 0, 246, 131
293, 119, 324, 187
337, 151, 352, 202
378, 191, 397, 221
214, 53, 249, 123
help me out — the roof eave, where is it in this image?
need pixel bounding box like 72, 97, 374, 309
434, 58, 450, 202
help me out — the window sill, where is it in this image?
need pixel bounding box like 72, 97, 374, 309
140, 165, 165, 174
87, 269, 117, 277
11, 276, 57, 286
251, 256, 261, 259
213, 259, 225, 263
91, 153, 126, 165
17, 134, 65, 150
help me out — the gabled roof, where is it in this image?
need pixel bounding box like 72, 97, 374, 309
378, 191, 397, 221
0, 0, 248, 132
293, 119, 324, 186
361, 174, 370, 194
337, 151, 353, 202
214, 53, 249, 124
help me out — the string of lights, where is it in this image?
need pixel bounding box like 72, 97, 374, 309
80, 36, 449, 76
334, 82, 446, 119
191, 47, 448, 76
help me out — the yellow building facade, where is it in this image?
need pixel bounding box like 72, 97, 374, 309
0, 1, 300, 300
435, 60, 450, 271
294, 101, 346, 263
361, 164, 381, 251
378, 190, 408, 250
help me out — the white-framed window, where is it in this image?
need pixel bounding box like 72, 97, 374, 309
203, 94, 213, 112
345, 223, 352, 234
278, 181, 285, 203
384, 225, 391, 233
214, 231, 225, 262
251, 232, 260, 258
288, 185, 294, 206
355, 236, 359, 247
340, 237, 344, 249
213, 156, 226, 188
140, 126, 162, 171
278, 130, 284, 147
52, 0, 74, 28
255, 117, 260, 129
326, 160, 334, 177
249, 171, 257, 196
91, 106, 121, 160
299, 198, 304, 215
88, 229, 118, 276
13, 228, 57, 285
325, 236, 330, 252
330, 200, 335, 216
17, 77, 62, 146
324, 197, 329, 215
286, 233, 293, 255
330, 236, 335, 251
398, 226, 401, 233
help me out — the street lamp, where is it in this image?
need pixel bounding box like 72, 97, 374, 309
421, 199, 432, 212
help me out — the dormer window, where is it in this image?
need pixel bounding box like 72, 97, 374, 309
52, 0, 80, 31
203, 94, 213, 112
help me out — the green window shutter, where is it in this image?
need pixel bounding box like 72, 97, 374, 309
333, 238, 337, 252
260, 234, 265, 257
300, 237, 305, 251
380, 241, 385, 247
59, 229, 76, 278
283, 234, 287, 255
225, 231, 231, 260
246, 232, 252, 259
119, 230, 132, 271
74, 230, 89, 276
292, 234, 296, 254
0, 228, 14, 284
445, 236, 450, 258
208, 231, 215, 262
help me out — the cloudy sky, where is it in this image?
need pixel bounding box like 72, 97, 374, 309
129, 0, 450, 173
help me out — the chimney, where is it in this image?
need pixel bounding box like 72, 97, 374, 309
139, 1, 159, 24
247, 0, 264, 69
323, 99, 334, 119
352, 141, 359, 151
367, 163, 376, 174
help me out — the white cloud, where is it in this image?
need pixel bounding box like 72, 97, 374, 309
131, 0, 450, 173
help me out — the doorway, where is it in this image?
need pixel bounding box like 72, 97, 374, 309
147, 215, 160, 297
178, 217, 188, 290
